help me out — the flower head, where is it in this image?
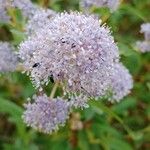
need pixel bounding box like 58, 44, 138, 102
26, 9, 56, 35
19, 12, 119, 98
0, 42, 18, 72
136, 41, 150, 53
22, 94, 70, 134
140, 23, 150, 41
11, 0, 38, 19
136, 23, 150, 52
0, 0, 10, 23
80, 0, 120, 12
109, 63, 133, 102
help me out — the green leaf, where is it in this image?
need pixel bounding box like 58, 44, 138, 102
112, 97, 137, 115
78, 131, 90, 150
108, 138, 133, 150
10, 29, 25, 45
0, 98, 23, 118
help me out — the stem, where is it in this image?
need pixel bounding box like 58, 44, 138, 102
42, 0, 50, 8
50, 82, 59, 99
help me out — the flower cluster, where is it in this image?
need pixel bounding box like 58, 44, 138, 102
109, 63, 133, 102
19, 12, 133, 133
0, 0, 10, 23
26, 9, 56, 35
80, 0, 120, 12
22, 94, 70, 134
0, 42, 18, 72
10, 0, 38, 19
136, 23, 150, 52
19, 12, 119, 95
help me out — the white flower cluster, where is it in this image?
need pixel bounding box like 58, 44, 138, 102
0, 42, 18, 72
80, 0, 120, 12
136, 23, 150, 52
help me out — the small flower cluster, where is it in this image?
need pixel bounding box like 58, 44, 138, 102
136, 23, 150, 52
19, 12, 133, 133
109, 63, 133, 102
0, 42, 18, 72
10, 0, 38, 19
22, 94, 70, 134
26, 9, 56, 35
0, 0, 10, 23
80, 0, 120, 12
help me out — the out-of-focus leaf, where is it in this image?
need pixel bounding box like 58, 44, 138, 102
112, 97, 137, 115
78, 131, 90, 150
0, 98, 23, 119
108, 137, 133, 150
10, 29, 25, 45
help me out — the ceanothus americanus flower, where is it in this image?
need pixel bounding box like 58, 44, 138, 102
109, 63, 133, 102
19, 12, 119, 99
136, 23, 150, 52
80, 0, 120, 12
0, 42, 18, 72
22, 94, 70, 134
0, 0, 11, 23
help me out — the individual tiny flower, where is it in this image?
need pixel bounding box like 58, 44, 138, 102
19, 12, 119, 99
0, 0, 10, 23
136, 41, 150, 53
140, 23, 150, 41
109, 63, 133, 102
10, 0, 38, 19
26, 9, 56, 35
0, 42, 18, 72
22, 94, 70, 134
80, 0, 120, 12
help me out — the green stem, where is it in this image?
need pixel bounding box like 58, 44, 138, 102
50, 82, 59, 99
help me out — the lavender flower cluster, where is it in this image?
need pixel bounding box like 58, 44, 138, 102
26, 9, 56, 35
0, 0, 10, 23
10, 0, 38, 19
20, 12, 119, 95
80, 0, 120, 12
22, 94, 70, 134
136, 23, 150, 52
109, 63, 133, 102
0, 42, 18, 72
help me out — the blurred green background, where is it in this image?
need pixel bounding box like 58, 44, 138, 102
0, 0, 150, 149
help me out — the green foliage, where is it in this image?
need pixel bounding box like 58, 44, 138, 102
0, 0, 150, 150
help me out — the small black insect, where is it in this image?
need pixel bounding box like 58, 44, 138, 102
71, 43, 76, 48
32, 63, 40, 68
61, 38, 66, 43
49, 74, 54, 83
